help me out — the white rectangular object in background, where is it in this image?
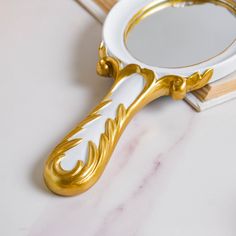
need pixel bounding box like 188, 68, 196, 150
78, 0, 107, 22
186, 91, 236, 112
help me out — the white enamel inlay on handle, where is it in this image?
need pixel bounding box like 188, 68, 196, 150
60, 74, 145, 171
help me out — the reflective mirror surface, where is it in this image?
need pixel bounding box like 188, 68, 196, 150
126, 3, 236, 68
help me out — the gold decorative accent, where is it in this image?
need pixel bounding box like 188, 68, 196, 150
44, 42, 213, 196
125, 0, 236, 37
96, 42, 121, 79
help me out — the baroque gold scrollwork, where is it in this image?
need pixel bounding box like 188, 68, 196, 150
44, 42, 213, 196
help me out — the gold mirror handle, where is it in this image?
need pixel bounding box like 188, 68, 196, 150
43, 44, 213, 196
44, 65, 157, 196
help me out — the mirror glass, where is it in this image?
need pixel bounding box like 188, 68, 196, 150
126, 2, 236, 68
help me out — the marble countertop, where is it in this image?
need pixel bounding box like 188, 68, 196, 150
1, 1, 236, 235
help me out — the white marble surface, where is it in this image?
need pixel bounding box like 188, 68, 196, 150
1, 1, 236, 235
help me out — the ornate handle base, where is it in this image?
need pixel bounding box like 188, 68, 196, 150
44, 43, 213, 196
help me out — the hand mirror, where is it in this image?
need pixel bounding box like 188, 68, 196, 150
44, 0, 236, 196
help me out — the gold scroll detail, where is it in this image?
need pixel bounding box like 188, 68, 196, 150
44, 42, 213, 196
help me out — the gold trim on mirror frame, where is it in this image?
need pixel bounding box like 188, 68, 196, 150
44, 42, 213, 196
125, 0, 236, 37
124, 0, 236, 69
